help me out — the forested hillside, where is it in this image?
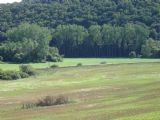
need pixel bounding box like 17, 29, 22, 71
0, 0, 160, 60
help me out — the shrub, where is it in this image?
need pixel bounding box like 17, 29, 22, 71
6, 71, 21, 80
129, 51, 136, 58
0, 70, 21, 80
54, 96, 69, 105
19, 65, 36, 76
36, 96, 55, 107
77, 63, 82, 67
19, 72, 30, 78
0, 65, 35, 80
100, 61, 106, 64
36, 96, 69, 107
22, 95, 69, 109
50, 64, 59, 68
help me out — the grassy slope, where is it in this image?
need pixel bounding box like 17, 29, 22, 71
0, 58, 160, 70
0, 62, 160, 120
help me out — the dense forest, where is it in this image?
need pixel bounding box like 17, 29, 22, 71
0, 0, 160, 62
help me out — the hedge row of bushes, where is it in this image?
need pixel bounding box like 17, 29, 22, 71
0, 65, 36, 80
22, 95, 69, 109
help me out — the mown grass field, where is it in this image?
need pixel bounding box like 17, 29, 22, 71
0, 58, 160, 70
0, 58, 160, 120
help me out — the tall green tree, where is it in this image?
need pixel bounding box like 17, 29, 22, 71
0, 23, 60, 62
53, 25, 88, 56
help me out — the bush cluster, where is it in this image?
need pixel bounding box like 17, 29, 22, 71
19, 65, 36, 76
22, 95, 69, 109
0, 65, 36, 80
0, 70, 21, 80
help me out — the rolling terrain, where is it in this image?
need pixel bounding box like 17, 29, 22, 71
0, 58, 160, 70
0, 60, 160, 120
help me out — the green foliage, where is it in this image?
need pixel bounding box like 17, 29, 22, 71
129, 51, 137, 58
19, 72, 30, 78
100, 61, 107, 64
47, 47, 62, 62
123, 23, 149, 52
77, 63, 82, 67
50, 64, 59, 68
0, 23, 62, 63
0, 0, 160, 58
0, 69, 21, 80
88, 25, 102, 46
19, 65, 36, 76
53, 25, 88, 47
141, 38, 160, 58
0, 65, 36, 80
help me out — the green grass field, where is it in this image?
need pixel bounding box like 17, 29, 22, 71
0, 58, 160, 70
0, 58, 160, 120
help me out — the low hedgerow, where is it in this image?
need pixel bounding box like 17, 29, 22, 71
0, 70, 21, 80
22, 95, 69, 109
0, 65, 36, 80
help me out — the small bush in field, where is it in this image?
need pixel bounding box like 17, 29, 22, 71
100, 61, 106, 64
50, 64, 59, 68
36, 96, 69, 107
19, 65, 36, 76
22, 95, 69, 109
54, 96, 69, 105
36, 96, 55, 106
77, 63, 82, 67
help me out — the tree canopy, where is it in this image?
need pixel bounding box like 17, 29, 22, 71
0, 0, 160, 60
0, 23, 61, 62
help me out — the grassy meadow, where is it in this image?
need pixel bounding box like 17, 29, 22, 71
0, 58, 160, 70
0, 58, 160, 120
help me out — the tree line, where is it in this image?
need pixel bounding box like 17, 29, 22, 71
51, 24, 160, 58
0, 0, 160, 62
0, 22, 159, 63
